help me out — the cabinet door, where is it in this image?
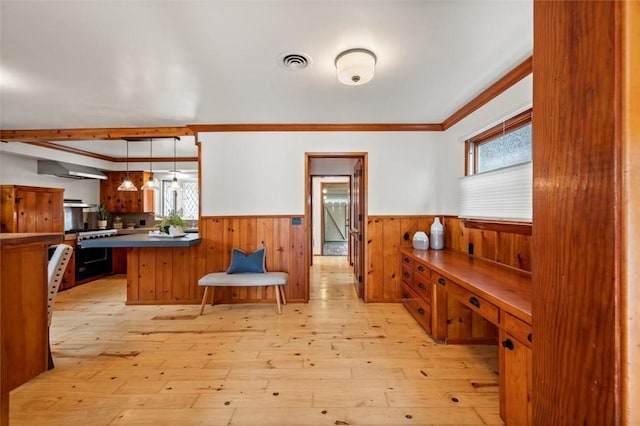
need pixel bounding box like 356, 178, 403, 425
101, 172, 152, 213
16, 190, 37, 232
499, 329, 532, 426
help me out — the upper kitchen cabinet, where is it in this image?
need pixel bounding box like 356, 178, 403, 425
0, 185, 64, 233
100, 171, 154, 213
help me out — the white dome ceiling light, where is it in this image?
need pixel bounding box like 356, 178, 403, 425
335, 48, 377, 86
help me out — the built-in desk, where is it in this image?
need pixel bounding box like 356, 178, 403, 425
400, 248, 532, 426
1, 233, 62, 425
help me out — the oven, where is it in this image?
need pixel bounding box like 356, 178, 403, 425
75, 230, 116, 282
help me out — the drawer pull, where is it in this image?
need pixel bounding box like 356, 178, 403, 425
417, 265, 425, 272
403, 272, 411, 279
438, 277, 446, 286
417, 308, 425, 316
403, 293, 409, 299
418, 283, 426, 290
469, 297, 480, 308
527, 333, 532, 343
501, 339, 514, 351
403, 257, 410, 263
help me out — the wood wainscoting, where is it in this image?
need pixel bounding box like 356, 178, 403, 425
198, 216, 307, 304
366, 216, 532, 303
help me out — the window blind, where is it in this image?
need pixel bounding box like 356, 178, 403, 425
458, 161, 532, 222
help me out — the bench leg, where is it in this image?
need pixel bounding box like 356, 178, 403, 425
210, 286, 216, 306
279, 285, 287, 305
199, 287, 209, 315
274, 284, 282, 315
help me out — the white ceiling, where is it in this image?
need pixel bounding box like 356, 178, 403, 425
0, 0, 532, 160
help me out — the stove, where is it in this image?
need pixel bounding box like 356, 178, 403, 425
77, 229, 117, 243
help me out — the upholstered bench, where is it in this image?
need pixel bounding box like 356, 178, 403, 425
198, 272, 288, 315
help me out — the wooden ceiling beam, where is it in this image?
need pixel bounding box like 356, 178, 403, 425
0, 127, 193, 142
21, 141, 114, 161
113, 157, 199, 163
188, 123, 443, 132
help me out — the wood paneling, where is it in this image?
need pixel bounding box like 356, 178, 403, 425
622, 2, 640, 424
199, 216, 308, 304
532, 1, 622, 424
367, 216, 532, 303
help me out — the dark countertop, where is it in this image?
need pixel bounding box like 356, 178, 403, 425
80, 233, 201, 248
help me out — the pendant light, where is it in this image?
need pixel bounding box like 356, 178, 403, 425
169, 137, 181, 191
141, 138, 158, 190
117, 138, 138, 191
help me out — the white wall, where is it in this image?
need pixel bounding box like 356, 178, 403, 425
0, 152, 101, 204
312, 176, 349, 255
199, 132, 443, 216
439, 74, 533, 214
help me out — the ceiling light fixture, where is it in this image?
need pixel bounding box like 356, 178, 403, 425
117, 138, 138, 191
141, 138, 158, 190
169, 137, 181, 192
335, 48, 377, 86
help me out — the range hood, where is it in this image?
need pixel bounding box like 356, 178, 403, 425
38, 160, 107, 180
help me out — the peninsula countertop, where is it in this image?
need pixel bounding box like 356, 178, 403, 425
80, 233, 201, 248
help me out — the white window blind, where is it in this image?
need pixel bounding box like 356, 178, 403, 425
458, 161, 532, 222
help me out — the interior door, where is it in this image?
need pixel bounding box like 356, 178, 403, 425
350, 159, 364, 299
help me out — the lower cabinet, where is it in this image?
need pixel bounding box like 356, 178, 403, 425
500, 314, 533, 426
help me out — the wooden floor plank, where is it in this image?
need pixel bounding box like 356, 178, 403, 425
9, 256, 501, 425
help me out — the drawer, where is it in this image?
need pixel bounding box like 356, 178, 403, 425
401, 264, 413, 285
402, 283, 432, 334
446, 281, 500, 326
413, 274, 432, 304
432, 272, 449, 288
401, 254, 414, 268
414, 262, 430, 280
502, 312, 532, 348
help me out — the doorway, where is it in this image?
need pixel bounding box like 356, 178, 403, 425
305, 153, 367, 301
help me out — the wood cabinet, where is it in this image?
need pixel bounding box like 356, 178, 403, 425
100, 172, 154, 213
499, 313, 532, 426
112, 247, 128, 274
1, 233, 62, 426
0, 185, 64, 233
400, 248, 531, 425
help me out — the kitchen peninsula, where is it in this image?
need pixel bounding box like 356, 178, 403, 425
81, 233, 204, 304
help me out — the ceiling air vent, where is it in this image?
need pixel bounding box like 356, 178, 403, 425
279, 52, 312, 71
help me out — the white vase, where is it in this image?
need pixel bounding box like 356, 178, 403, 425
412, 231, 429, 250
430, 217, 444, 250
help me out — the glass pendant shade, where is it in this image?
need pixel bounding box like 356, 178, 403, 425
169, 176, 181, 191
117, 174, 138, 191
141, 173, 158, 190
118, 139, 138, 191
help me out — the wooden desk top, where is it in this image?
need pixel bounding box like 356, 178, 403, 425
0, 233, 62, 247
400, 248, 532, 324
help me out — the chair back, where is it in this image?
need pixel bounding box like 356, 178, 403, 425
47, 244, 73, 326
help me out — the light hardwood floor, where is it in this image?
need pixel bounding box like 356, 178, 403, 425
10, 256, 502, 425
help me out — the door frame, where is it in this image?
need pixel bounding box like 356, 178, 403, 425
305, 152, 368, 300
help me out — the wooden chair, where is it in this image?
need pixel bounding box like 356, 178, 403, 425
47, 244, 73, 369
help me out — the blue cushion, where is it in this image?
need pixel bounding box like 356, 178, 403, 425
226, 247, 266, 274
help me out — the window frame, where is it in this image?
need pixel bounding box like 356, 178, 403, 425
462, 108, 533, 233
465, 108, 532, 176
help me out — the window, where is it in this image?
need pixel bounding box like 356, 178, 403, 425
160, 179, 199, 220
466, 109, 532, 175
459, 109, 533, 224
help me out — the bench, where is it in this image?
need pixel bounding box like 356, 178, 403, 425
198, 272, 288, 315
